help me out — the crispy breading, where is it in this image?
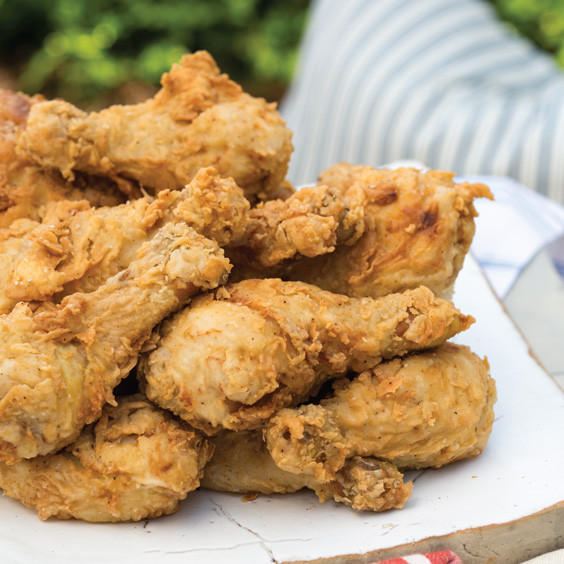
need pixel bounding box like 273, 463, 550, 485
2, 167, 248, 309
226, 182, 367, 269
0, 395, 213, 522
265, 344, 496, 482
230, 165, 492, 298
17, 52, 293, 203
139, 279, 473, 435
0, 217, 39, 313
201, 430, 412, 512
0, 222, 230, 463
0, 89, 126, 229
0, 45, 498, 526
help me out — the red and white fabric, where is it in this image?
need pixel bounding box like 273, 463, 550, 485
373, 550, 463, 564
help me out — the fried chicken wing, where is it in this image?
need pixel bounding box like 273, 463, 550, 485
17, 52, 293, 203
0, 395, 213, 522
139, 279, 473, 435
230, 165, 492, 298
201, 430, 412, 512
0, 89, 125, 229
265, 344, 496, 482
0, 222, 230, 463
3, 167, 248, 308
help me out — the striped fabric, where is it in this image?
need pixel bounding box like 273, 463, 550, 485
281, 0, 564, 204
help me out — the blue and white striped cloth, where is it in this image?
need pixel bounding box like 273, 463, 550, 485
281, 0, 564, 204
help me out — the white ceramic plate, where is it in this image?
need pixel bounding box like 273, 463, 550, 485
2, 255, 563, 564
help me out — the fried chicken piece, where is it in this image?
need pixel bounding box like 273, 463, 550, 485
226, 182, 367, 269
316, 162, 369, 190
0, 395, 213, 522
267, 179, 296, 201
230, 165, 492, 298
0, 222, 230, 463
3, 167, 248, 308
201, 430, 411, 512
139, 279, 473, 435
265, 344, 496, 482
17, 51, 293, 203
0, 89, 125, 229
0, 217, 39, 314
0, 200, 109, 314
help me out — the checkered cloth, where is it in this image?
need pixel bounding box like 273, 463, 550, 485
373, 550, 463, 564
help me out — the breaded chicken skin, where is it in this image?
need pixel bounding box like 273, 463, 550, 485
3, 167, 248, 309
230, 165, 491, 298
17, 51, 293, 203
226, 182, 367, 269
0, 89, 125, 229
202, 430, 412, 512
266, 344, 496, 482
139, 279, 473, 435
0, 395, 213, 522
0, 217, 40, 314
0, 222, 230, 463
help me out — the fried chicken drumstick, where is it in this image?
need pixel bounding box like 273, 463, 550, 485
229, 165, 492, 298
201, 430, 412, 512
265, 344, 496, 482
2, 167, 248, 310
0, 222, 230, 463
0, 395, 213, 522
0, 89, 125, 229
139, 279, 473, 435
17, 51, 293, 203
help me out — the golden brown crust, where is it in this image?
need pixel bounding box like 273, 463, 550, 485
230, 165, 492, 298
265, 343, 496, 481
2, 167, 248, 309
139, 279, 473, 435
17, 52, 293, 203
0, 89, 126, 229
0, 222, 230, 463
0, 46, 498, 526
0, 217, 40, 314
227, 183, 366, 269
202, 430, 412, 512
0, 395, 213, 522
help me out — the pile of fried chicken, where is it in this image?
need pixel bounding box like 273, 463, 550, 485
0, 51, 496, 522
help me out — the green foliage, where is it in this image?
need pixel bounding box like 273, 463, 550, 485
0, 0, 310, 104
490, 0, 564, 66
2, 0, 564, 107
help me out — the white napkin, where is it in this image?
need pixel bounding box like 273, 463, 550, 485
461, 175, 564, 297
547, 233, 564, 278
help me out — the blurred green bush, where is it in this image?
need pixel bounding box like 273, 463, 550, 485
0, 0, 563, 107
491, 0, 564, 65
0, 0, 310, 105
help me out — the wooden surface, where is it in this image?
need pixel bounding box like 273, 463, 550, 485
291, 502, 564, 564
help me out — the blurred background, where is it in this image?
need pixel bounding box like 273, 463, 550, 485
0, 0, 563, 108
